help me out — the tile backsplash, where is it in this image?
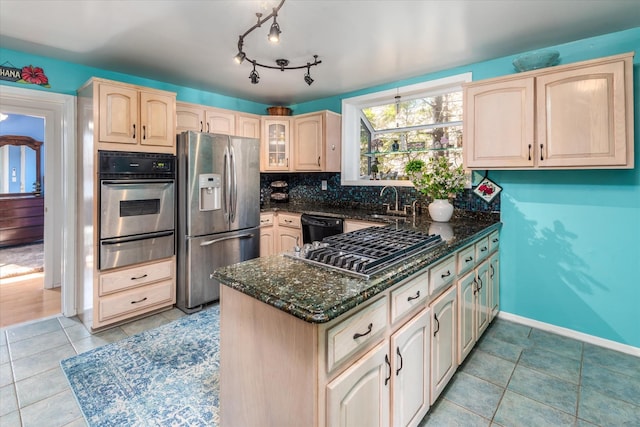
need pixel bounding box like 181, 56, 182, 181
261, 173, 500, 213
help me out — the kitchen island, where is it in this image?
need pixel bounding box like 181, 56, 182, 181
213, 213, 501, 427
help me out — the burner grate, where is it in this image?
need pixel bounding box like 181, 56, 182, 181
289, 226, 443, 279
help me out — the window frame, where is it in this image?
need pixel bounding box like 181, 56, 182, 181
340, 73, 472, 186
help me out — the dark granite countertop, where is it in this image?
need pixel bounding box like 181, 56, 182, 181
213, 204, 501, 324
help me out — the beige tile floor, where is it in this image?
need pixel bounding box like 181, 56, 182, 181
1, 310, 639, 427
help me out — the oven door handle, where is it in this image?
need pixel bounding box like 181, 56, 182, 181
199, 233, 254, 247
101, 231, 174, 245
101, 180, 175, 185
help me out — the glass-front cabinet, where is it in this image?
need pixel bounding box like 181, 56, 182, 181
261, 118, 291, 171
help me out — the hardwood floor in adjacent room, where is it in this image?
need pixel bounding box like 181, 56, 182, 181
0, 272, 60, 327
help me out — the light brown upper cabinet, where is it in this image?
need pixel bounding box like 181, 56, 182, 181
176, 102, 260, 138
261, 110, 341, 172
293, 111, 341, 172
96, 79, 176, 150
464, 52, 634, 169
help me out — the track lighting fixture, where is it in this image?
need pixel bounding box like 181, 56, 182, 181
249, 63, 260, 84
233, 0, 321, 85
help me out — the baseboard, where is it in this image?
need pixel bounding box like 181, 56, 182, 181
497, 311, 640, 358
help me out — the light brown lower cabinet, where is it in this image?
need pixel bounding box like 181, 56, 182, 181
220, 230, 499, 427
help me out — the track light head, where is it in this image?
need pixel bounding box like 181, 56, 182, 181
234, 51, 246, 64
304, 67, 313, 86
268, 13, 281, 43
249, 65, 260, 84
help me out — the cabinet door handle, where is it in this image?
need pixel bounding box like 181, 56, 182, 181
477, 275, 483, 291
407, 290, 421, 302
528, 144, 532, 161
200, 121, 203, 132
207, 122, 210, 133
540, 143, 544, 161
395, 347, 403, 376
286, 158, 289, 167
473, 278, 478, 295
441, 270, 451, 278
490, 264, 494, 278
384, 354, 391, 386
317, 156, 321, 166
131, 274, 148, 280
142, 125, 146, 140
132, 123, 136, 139
353, 323, 373, 340
433, 313, 440, 336
131, 297, 148, 304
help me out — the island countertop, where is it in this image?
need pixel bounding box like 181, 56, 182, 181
213, 208, 501, 324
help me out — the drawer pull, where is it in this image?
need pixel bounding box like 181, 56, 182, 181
384, 354, 391, 386
353, 323, 373, 340
395, 347, 403, 376
284, 219, 293, 223
480, 246, 488, 252
465, 256, 473, 263
433, 313, 440, 337
407, 291, 421, 302
131, 274, 148, 280
131, 297, 148, 304
441, 270, 451, 278
492, 238, 499, 243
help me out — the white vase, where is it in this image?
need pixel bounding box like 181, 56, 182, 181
428, 199, 454, 222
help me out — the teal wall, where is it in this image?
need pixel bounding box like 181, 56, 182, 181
0, 48, 270, 115
2, 27, 638, 347
294, 27, 640, 348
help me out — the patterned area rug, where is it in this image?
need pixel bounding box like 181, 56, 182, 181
61, 306, 220, 427
0, 242, 44, 279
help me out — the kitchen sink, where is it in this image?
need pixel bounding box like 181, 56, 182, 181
368, 213, 407, 223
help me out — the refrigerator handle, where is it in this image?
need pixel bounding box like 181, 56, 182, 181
230, 145, 237, 223
199, 232, 255, 247
223, 145, 231, 220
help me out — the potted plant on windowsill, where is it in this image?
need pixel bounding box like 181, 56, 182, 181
404, 156, 465, 222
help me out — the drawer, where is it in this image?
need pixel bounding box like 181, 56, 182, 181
488, 230, 500, 252
260, 213, 274, 227
98, 279, 174, 322
326, 297, 387, 372
429, 255, 456, 296
278, 212, 301, 228
390, 271, 428, 324
99, 259, 173, 296
457, 245, 475, 275
476, 236, 490, 262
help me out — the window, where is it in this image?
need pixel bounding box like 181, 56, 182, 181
341, 73, 471, 186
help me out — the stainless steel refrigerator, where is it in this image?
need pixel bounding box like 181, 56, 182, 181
176, 131, 260, 313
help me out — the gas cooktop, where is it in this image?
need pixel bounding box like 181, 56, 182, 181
285, 225, 443, 279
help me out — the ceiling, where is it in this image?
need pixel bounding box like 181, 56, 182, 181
1, 1, 639, 106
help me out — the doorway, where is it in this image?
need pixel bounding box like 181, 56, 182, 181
0, 85, 76, 326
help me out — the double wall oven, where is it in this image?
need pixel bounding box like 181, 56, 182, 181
98, 150, 176, 270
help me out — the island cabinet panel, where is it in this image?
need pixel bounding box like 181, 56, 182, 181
429, 285, 457, 404
327, 297, 388, 372
220, 286, 317, 427
326, 342, 390, 427
390, 308, 431, 427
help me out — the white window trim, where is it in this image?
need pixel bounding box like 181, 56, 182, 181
341, 72, 472, 186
